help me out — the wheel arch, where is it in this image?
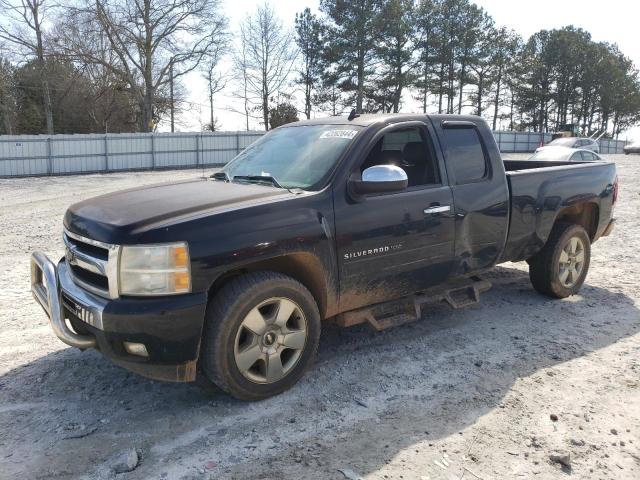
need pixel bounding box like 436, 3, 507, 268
553, 201, 599, 241
206, 252, 334, 319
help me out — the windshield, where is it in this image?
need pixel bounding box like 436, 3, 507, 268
221, 125, 362, 190
548, 137, 575, 146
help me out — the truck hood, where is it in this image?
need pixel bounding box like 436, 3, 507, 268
64, 178, 292, 242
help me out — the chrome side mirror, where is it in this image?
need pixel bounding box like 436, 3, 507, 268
351, 165, 408, 195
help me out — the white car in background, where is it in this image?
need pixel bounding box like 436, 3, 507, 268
529, 147, 604, 162
536, 137, 600, 153
623, 140, 640, 154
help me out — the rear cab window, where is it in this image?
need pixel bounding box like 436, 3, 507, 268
441, 127, 489, 184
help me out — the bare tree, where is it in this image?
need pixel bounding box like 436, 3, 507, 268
201, 39, 228, 132
235, 3, 296, 131
60, 0, 227, 132
0, 0, 54, 133
231, 36, 252, 130
52, 20, 136, 132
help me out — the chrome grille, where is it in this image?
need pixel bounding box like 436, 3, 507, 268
63, 229, 120, 299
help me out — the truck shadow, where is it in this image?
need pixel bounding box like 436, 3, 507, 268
1, 264, 638, 478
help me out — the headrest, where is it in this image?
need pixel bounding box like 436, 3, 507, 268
377, 150, 403, 165
403, 142, 424, 162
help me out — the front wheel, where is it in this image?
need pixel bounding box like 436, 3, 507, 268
528, 222, 591, 298
201, 272, 321, 401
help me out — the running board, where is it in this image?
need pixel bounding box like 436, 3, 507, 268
335, 276, 492, 331
440, 276, 492, 309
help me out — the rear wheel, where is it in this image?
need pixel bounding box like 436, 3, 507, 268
528, 222, 591, 298
201, 272, 321, 400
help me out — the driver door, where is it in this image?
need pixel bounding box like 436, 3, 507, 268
334, 122, 455, 312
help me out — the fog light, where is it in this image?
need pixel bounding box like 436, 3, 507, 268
123, 342, 149, 357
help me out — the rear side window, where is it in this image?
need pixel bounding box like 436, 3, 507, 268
570, 152, 583, 161
442, 127, 488, 184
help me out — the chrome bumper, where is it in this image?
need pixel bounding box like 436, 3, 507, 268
30, 252, 104, 349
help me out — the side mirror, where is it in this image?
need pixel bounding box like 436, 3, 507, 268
350, 165, 408, 196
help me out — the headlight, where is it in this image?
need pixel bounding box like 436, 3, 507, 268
119, 243, 191, 296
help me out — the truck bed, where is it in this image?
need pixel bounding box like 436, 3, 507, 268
501, 159, 617, 263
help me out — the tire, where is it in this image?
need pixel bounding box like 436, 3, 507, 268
200, 271, 321, 401
528, 222, 591, 298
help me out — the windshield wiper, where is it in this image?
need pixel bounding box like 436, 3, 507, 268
232, 175, 284, 188
211, 171, 229, 181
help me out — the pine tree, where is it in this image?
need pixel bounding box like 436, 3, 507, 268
294, 8, 325, 119
414, 0, 439, 113
320, 0, 383, 112
372, 0, 417, 113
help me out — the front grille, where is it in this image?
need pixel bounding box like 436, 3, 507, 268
63, 229, 119, 299
70, 264, 109, 290
65, 234, 109, 261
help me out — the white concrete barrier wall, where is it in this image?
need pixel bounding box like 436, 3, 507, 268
0, 130, 629, 177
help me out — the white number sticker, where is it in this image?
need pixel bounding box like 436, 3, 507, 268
320, 130, 358, 140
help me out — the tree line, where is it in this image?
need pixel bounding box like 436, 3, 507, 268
0, 0, 639, 137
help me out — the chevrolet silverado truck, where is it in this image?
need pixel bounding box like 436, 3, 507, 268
31, 114, 618, 400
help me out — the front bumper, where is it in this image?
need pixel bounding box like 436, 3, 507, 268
30, 252, 208, 382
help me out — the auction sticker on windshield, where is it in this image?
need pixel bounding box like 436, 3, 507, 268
320, 130, 359, 140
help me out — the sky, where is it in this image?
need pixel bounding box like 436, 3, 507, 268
171, 0, 640, 140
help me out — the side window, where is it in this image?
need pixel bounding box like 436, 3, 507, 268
570, 152, 583, 161
583, 151, 596, 161
442, 127, 488, 184
360, 126, 440, 188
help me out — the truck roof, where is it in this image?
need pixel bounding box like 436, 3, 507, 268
292, 113, 485, 128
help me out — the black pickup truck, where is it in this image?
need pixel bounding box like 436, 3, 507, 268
31, 114, 617, 400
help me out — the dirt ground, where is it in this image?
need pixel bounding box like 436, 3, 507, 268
0, 156, 638, 480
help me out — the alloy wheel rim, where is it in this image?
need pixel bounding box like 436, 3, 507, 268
233, 297, 307, 384
558, 236, 585, 288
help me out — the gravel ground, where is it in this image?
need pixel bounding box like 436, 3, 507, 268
0, 156, 638, 480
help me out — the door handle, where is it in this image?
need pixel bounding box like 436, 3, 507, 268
424, 205, 451, 214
